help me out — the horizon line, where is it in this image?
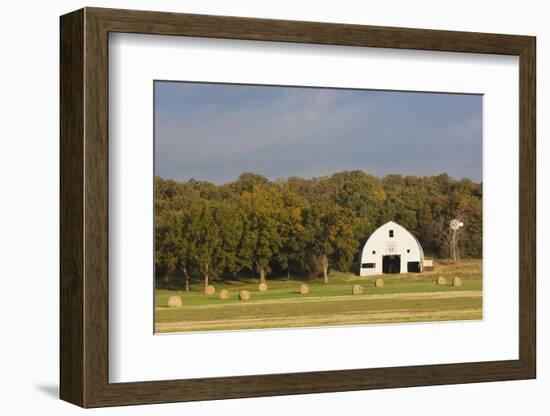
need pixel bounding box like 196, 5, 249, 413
155, 169, 482, 186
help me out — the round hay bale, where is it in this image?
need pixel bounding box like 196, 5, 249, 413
258, 282, 268, 292
436, 276, 447, 285
219, 289, 230, 300
239, 290, 251, 301
452, 277, 463, 287
299, 283, 309, 295
352, 284, 363, 295
167, 296, 182, 308
375, 278, 385, 288
204, 285, 216, 295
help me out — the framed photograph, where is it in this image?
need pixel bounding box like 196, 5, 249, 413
60, 7, 536, 408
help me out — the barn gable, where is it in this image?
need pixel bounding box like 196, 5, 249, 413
359, 221, 425, 276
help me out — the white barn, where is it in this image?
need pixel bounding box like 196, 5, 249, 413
359, 221, 425, 276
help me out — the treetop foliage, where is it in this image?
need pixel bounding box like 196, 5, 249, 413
155, 171, 482, 288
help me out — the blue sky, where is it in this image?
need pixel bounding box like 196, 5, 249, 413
154, 81, 482, 184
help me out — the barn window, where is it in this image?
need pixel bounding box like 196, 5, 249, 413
361, 263, 375, 269
372, 250, 376, 254
389, 229, 394, 238
407, 249, 410, 253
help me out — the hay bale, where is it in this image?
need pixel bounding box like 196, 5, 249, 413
375, 278, 385, 288
204, 285, 215, 295
436, 276, 446, 285
258, 282, 268, 292
167, 296, 182, 308
452, 277, 463, 287
239, 290, 251, 301
352, 284, 363, 295
219, 289, 230, 300
299, 283, 309, 295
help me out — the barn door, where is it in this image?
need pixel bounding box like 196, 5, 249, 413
382, 255, 401, 274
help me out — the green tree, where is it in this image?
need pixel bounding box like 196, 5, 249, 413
276, 189, 309, 279
333, 170, 386, 244
215, 200, 244, 278
238, 186, 284, 284
155, 209, 180, 286
188, 200, 224, 289
305, 202, 358, 283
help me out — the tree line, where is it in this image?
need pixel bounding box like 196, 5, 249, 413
155, 171, 482, 290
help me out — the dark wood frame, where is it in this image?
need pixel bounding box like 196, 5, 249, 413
60, 7, 536, 408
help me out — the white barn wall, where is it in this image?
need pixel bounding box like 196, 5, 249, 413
360, 221, 424, 276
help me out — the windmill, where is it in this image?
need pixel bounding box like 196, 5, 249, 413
449, 219, 464, 263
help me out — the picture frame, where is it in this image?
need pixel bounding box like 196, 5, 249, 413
60, 7, 536, 408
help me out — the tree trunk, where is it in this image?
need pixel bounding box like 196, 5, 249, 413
183, 265, 190, 292
203, 262, 209, 289
322, 254, 329, 284
259, 266, 266, 284
287, 270, 291, 280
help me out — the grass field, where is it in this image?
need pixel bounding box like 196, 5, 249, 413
155, 259, 482, 333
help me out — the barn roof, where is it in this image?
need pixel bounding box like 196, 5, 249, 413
368, 221, 424, 259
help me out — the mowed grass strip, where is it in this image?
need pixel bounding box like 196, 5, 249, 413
156, 292, 481, 324
157, 308, 482, 332
157, 290, 481, 310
